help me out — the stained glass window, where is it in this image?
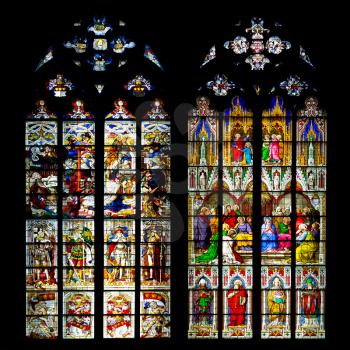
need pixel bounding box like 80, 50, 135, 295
25, 101, 58, 339
261, 97, 292, 338
188, 97, 219, 338
25, 15, 170, 341
103, 98, 171, 338
140, 100, 171, 338
189, 17, 327, 340
223, 97, 253, 339
187, 97, 253, 339
103, 100, 136, 338
23, 14, 329, 344
295, 97, 326, 338
62, 101, 95, 338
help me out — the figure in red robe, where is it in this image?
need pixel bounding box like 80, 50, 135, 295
232, 134, 244, 163
301, 278, 321, 326
227, 280, 247, 326
296, 209, 305, 231
223, 204, 241, 228
223, 205, 237, 228
65, 172, 79, 194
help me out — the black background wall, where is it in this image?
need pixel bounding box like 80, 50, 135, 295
2, 1, 347, 350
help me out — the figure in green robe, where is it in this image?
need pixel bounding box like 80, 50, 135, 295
277, 217, 292, 251
195, 229, 228, 263
262, 135, 270, 162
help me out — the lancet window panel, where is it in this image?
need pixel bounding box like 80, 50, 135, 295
25, 101, 59, 339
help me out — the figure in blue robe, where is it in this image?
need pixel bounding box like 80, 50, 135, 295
194, 213, 211, 250
104, 195, 130, 214
261, 217, 278, 252
240, 142, 253, 165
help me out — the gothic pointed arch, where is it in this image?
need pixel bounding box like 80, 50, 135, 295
25, 16, 171, 340
188, 17, 326, 339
